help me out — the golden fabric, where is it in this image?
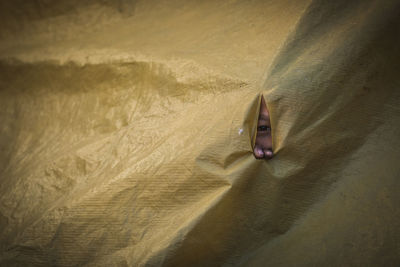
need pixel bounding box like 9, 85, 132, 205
0, 0, 399, 266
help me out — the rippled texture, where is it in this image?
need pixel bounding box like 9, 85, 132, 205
0, 0, 399, 266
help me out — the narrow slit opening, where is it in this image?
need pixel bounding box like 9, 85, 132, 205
253, 95, 273, 160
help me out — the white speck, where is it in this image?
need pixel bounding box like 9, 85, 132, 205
238, 128, 244, 135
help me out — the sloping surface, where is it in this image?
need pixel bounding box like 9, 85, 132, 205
0, 0, 399, 266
